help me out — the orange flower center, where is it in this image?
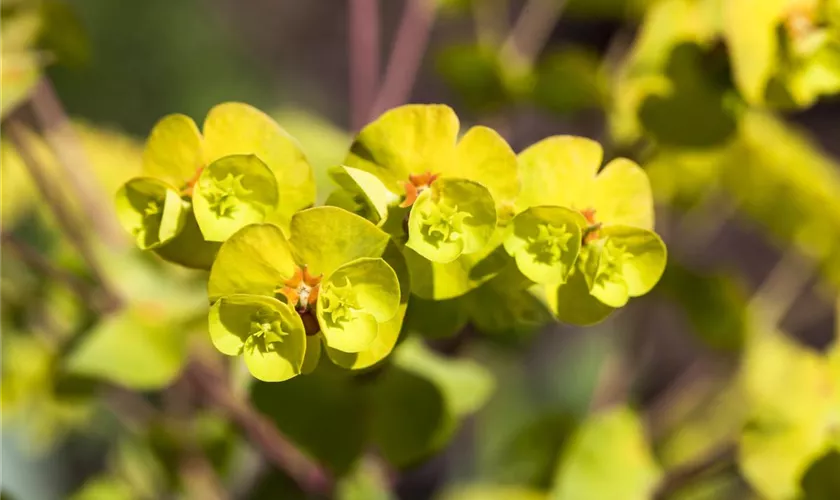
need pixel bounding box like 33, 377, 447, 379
278, 265, 323, 314
400, 171, 440, 208
181, 167, 204, 197
581, 208, 602, 244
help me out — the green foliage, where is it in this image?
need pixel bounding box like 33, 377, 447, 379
550, 407, 663, 500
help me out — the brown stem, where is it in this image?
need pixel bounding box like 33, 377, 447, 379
2, 231, 105, 309
29, 78, 127, 248
653, 443, 737, 499
7, 119, 123, 312
349, 0, 381, 131
500, 0, 569, 69
186, 359, 333, 496
370, 0, 436, 118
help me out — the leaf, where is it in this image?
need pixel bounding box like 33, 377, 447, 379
317, 258, 400, 353
801, 451, 840, 500
251, 362, 367, 474
551, 407, 662, 500
209, 294, 306, 382
533, 47, 607, 115
69, 476, 134, 500
504, 206, 584, 285
547, 269, 615, 326
739, 331, 837, 500
65, 306, 189, 390
332, 165, 398, 222
344, 104, 459, 192
404, 296, 469, 339
201, 102, 316, 229
592, 158, 654, 230
517, 136, 601, 211
407, 178, 497, 263
207, 223, 297, 301
192, 154, 279, 242
115, 177, 188, 249
450, 126, 520, 208
142, 114, 203, 186
371, 337, 495, 467
724, 0, 788, 103
436, 44, 511, 112
405, 241, 511, 300
290, 206, 391, 278
336, 458, 395, 500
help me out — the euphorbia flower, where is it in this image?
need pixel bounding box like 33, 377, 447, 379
514, 135, 667, 324
115, 102, 315, 268
337, 104, 520, 299
207, 207, 405, 381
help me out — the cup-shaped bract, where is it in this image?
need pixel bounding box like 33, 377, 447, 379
209, 294, 306, 382
192, 154, 279, 242
503, 206, 584, 285
115, 177, 188, 249
316, 258, 401, 353
407, 179, 497, 263
116, 102, 315, 268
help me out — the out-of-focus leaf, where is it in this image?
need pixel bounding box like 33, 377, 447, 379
65, 306, 190, 390
439, 484, 548, 500
657, 263, 748, 351
336, 458, 395, 500
404, 296, 469, 339
38, 0, 90, 67
724, 0, 787, 104
437, 44, 511, 112
551, 407, 662, 500
533, 47, 607, 115
251, 361, 367, 475
69, 475, 134, 500
371, 338, 495, 466
739, 331, 838, 499
801, 451, 840, 500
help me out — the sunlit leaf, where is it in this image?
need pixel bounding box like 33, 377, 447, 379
547, 269, 615, 326
152, 209, 220, 270
202, 102, 316, 229
517, 136, 601, 211
592, 158, 654, 230
142, 114, 203, 186
192, 154, 279, 242
207, 223, 297, 301
551, 407, 662, 500
450, 126, 519, 208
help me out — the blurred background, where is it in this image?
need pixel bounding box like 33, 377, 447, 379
2, 0, 840, 499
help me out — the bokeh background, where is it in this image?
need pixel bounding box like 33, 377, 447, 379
2, 0, 840, 499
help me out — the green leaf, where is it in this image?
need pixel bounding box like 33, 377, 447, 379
142, 113, 203, 186
592, 158, 654, 230
115, 177, 188, 249
192, 154, 279, 242
724, 0, 787, 103
405, 241, 510, 300
504, 206, 584, 285
290, 206, 391, 278
65, 306, 189, 390
404, 296, 469, 339
436, 44, 511, 112
207, 223, 297, 301
517, 136, 601, 211
739, 331, 837, 499
201, 102, 316, 230
317, 258, 400, 353
344, 104, 459, 192
332, 165, 399, 222
371, 337, 495, 467
534, 47, 607, 115
450, 126, 520, 208
547, 269, 615, 326
69, 475, 134, 500
801, 451, 840, 500
251, 362, 367, 474
336, 458, 395, 500
302, 335, 322, 374
551, 407, 662, 500
407, 178, 497, 263
209, 294, 306, 382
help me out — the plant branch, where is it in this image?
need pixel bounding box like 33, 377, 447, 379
748, 247, 815, 329
7, 119, 123, 312
370, 0, 437, 118
349, 0, 381, 131
500, 0, 569, 69
1, 231, 105, 309
30, 78, 127, 248
653, 443, 737, 499
186, 359, 333, 496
